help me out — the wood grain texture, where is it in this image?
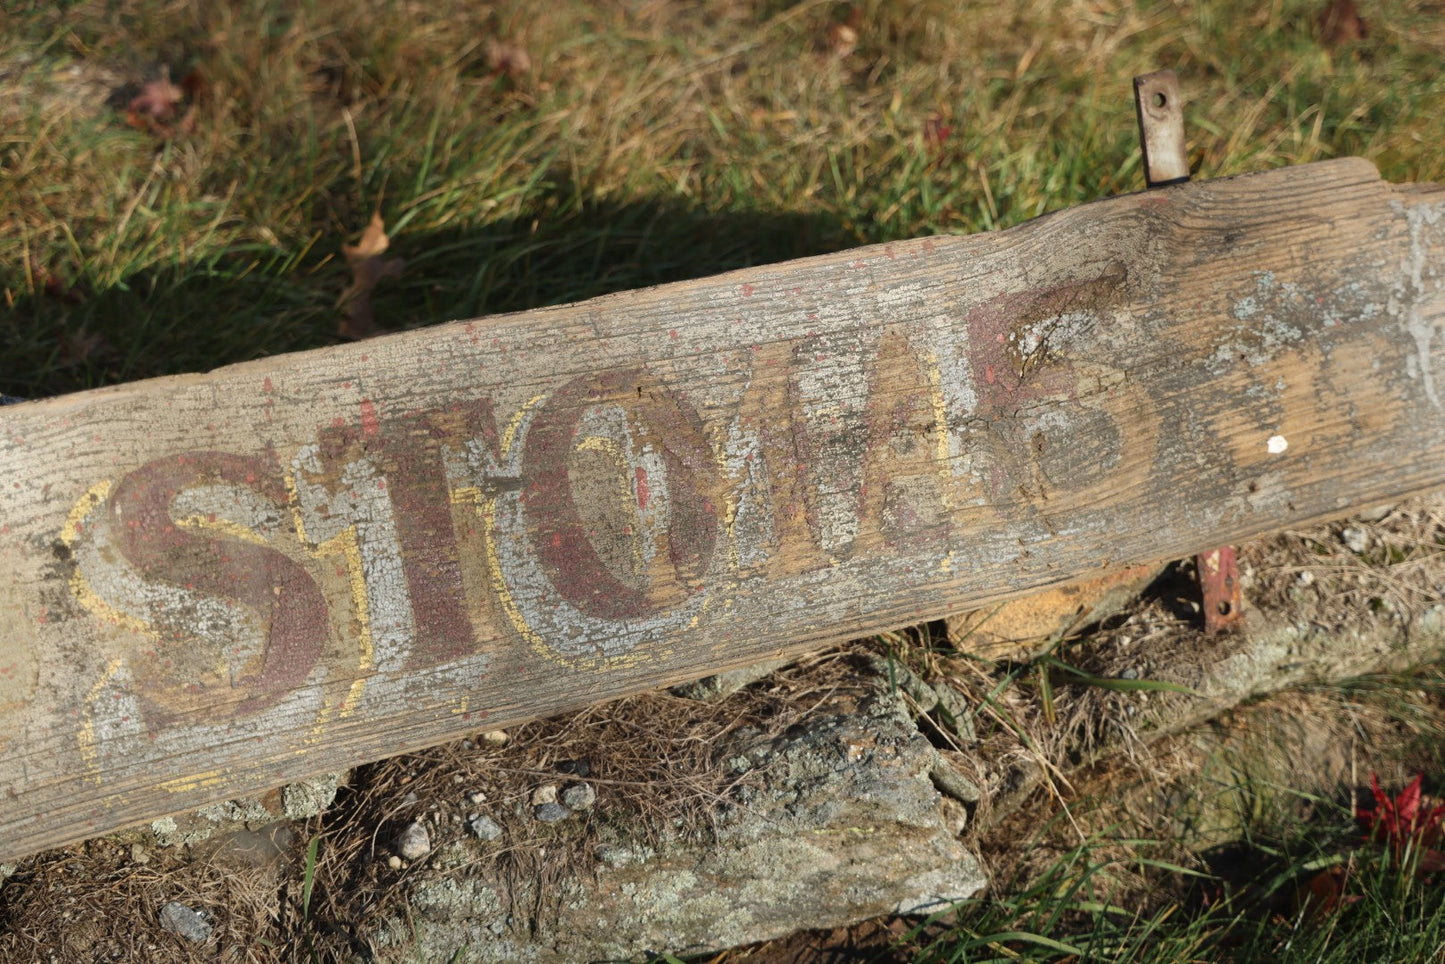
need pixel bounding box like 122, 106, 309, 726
1, 157, 1443, 860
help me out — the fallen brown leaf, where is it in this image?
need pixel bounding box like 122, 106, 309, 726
57, 330, 113, 368
127, 77, 183, 122
825, 6, 863, 58
1317, 0, 1368, 46
35, 265, 84, 305
124, 71, 203, 137
180, 67, 209, 104
338, 213, 405, 340
485, 38, 532, 78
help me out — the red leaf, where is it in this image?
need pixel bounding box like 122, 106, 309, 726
924, 112, 953, 154
1358, 773, 1445, 853
1397, 774, 1423, 827
1303, 866, 1347, 918
124, 72, 200, 139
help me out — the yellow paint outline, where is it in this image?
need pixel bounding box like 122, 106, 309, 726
67, 476, 343, 764
174, 513, 270, 545
61, 480, 151, 637
156, 769, 228, 794
75, 657, 124, 785
478, 395, 705, 672
284, 470, 374, 722
576, 434, 649, 575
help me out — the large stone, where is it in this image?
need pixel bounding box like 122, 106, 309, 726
136, 773, 345, 850
946, 565, 1163, 661
364, 664, 986, 962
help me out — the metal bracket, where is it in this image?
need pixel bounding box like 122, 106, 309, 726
1133, 70, 1240, 631
1133, 70, 1190, 187
1197, 546, 1243, 632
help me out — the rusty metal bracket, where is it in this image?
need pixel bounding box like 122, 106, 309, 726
1133, 71, 1190, 186
1197, 546, 1243, 632
1134, 70, 1241, 631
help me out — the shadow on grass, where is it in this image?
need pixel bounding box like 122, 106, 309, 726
1, 179, 858, 398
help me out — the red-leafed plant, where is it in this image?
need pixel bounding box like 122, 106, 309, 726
1356, 773, 1445, 872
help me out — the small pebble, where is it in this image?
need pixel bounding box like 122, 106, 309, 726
531, 784, 558, 806
557, 759, 591, 777
130, 843, 150, 865
1297, 570, 1316, 587
560, 782, 596, 811
396, 820, 431, 860
468, 813, 503, 841
481, 730, 509, 747
451, 774, 465, 785
1342, 525, 1369, 554
158, 901, 211, 943
1358, 504, 1394, 523
387, 855, 402, 870
467, 790, 487, 805
534, 802, 572, 823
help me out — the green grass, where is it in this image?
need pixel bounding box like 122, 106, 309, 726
906, 816, 1445, 963
896, 663, 1445, 963
4, 1, 1445, 959
3, 0, 1443, 397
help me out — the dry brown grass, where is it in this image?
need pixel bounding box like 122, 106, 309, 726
3, 0, 1445, 959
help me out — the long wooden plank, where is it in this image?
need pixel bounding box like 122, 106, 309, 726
1, 158, 1443, 860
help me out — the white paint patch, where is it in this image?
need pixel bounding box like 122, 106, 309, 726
79, 655, 331, 785
291, 445, 414, 674
721, 411, 776, 570
1218, 272, 1309, 370
478, 400, 725, 665
1396, 201, 1445, 408
172, 484, 287, 538
1266, 435, 1288, 455
790, 328, 877, 553
575, 404, 672, 577
920, 316, 981, 480
76, 489, 269, 680
1008, 310, 1097, 370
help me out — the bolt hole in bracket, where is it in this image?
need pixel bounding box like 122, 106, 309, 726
1133, 70, 1241, 631
1134, 70, 1190, 188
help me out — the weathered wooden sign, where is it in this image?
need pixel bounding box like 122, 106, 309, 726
0, 157, 1442, 860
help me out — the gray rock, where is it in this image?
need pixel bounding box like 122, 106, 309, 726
468, 814, 503, 841
893, 867, 984, 915
365, 663, 987, 962
284, 774, 341, 819
143, 773, 348, 849
864, 654, 975, 743
930, 758, 981, 806
931, 681, 977, 744
158, 901, 211, 942
670, 658, 793, 701
533, 802, 572, 823
1357, 503, 1395, 523
1341, 525, 1370, 554
397, 821, 431, 860
560, 782, 596, 811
